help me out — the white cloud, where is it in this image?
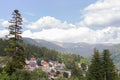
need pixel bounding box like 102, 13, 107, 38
95, 27, 120, 43
79, 0, 120, 27
22, 30, 33, 38
22, 26, 120, 43
1, 21, 10, 27
22, 0, 120, 43
0, 0, 119, 43
26, 16, 76, 30
0, 20, 10, 28
0, 18, 28, 28
0, 30, 9, 38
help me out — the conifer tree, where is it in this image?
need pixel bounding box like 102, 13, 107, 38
4, 10, 25, 75
102, 49, 117, 80
87, 49, 103, 80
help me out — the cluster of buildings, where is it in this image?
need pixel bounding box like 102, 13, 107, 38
25, 57, 71, 79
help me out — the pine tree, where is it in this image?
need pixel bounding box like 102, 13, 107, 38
71, 62, 83, 79
4, 10, 25, 75
87, 49, 103, 80
102, 49, 117, 80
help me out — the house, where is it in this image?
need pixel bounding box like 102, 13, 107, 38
41, 60, 49, 66
57, 70, 71, 78
25, 57, 38, 71
49, 61, 65, 70
41, 60, 51, 72
55, 63, 65, 70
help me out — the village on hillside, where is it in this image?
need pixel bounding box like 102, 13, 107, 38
25, 57, 88, 80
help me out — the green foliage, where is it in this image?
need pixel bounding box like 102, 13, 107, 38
87, 49, 118, 80
0, 69, 48, 80
87, 49, 103, 80
29, 69, 48, 80
38, 69, 48, 79
0, 40, 88, 79
81, 63, 87, 71
56, 71, 60, 75
56, 77, 67, 80
80, 57, 91, 65
10, 69, 30, 80
0, 68, 3, 73
59, 53, 81, 69
4, 10, 26, 75
0, 70, 10, 80
23, 44, 60, 61
4, 62, 16, 75
102, 49, 118, 80
63, 72, 69, 78
69, 61, 85, 79
0, 39, 8, 56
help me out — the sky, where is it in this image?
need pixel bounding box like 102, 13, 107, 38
0, 0, 120, 43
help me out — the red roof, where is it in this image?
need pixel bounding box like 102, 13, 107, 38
41, 61, 48, 65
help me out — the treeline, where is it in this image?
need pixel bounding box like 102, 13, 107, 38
0, 38, 82, 62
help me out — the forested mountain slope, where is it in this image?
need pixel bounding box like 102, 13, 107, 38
0, 38, 120, 69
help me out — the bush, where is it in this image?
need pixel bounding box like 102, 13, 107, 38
63, 72, 68, 78
10, 69, 30, 80
0, 70, 10, 80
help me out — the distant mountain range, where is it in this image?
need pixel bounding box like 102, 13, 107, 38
23, 38, 115, 57
23, 38, 120, 69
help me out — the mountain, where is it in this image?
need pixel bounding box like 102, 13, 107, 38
23, 38, 66, 52
23, 38, 114, 57
23, 38, 120, 69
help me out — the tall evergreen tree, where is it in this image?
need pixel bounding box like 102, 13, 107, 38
70, 61, 84, 80
87, 49, 103, 80
4, 10, 25, 75
102, 49, 117, 80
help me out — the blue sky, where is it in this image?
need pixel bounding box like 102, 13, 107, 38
0, 0, 120, 43
0, 0, 96, 23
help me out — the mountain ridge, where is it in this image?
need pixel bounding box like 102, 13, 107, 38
23, 38, 115, 57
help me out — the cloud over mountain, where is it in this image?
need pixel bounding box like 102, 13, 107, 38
22, 27, 120, 43
22, 0, 120, 43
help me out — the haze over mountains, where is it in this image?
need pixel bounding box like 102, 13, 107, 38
23, 38, 115, 57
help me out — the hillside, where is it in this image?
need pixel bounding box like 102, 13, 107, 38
0, 38, 90, 68
23, 38, 120, 69
23, 38, 114, 57
0, 38, 91, 80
